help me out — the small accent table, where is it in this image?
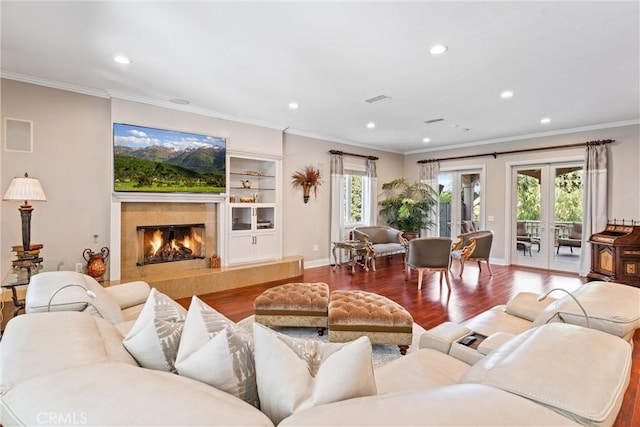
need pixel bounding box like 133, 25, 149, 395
332, 240, 375, 274
1, 270, 31, 318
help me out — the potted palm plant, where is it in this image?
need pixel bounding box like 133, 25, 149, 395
378, 178, 438, 239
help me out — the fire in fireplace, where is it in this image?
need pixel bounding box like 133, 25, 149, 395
137, 223, 205, 266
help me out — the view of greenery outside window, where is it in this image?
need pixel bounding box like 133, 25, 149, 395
516, 171, 583, 222
344, 173, 364, 225
555, 171, 583, 222
517, 174, 541, 221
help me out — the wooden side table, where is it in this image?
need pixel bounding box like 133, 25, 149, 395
332, 240, 375, 274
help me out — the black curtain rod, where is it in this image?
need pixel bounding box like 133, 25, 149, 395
329, 149, 379, 161
417, 139, 614, 164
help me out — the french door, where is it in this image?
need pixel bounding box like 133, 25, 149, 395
438, 168, 484, 238
511, 161, 584, 272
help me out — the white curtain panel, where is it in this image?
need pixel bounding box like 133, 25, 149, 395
330, 154, 345, 262
364, 159, 378, 226
579, 144, 608, 276
419, 161, 440, 237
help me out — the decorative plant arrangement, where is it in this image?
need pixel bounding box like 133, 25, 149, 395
291, 165, 322, 203
378, 178, 438, 238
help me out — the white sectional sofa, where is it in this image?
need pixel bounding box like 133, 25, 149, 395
0, 273, 637, 426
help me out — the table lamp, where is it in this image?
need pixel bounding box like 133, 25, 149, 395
3, 172, 47, 254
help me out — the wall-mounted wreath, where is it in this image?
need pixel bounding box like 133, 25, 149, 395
291, 165, 322, 203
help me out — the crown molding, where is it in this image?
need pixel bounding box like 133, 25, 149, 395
105, 89, 289, 132
1, 71, 110, 98
283, 128, 404, 155
404, 119, 640, 155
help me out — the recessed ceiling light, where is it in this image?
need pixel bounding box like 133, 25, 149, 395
170, 98, 190, 105
366, 122, 376, 129
113, 55, 131, 64
500, 90, 514, 99
540, 117, 551, 124
422, 138, 431, 143
288, 102, 299, 109
429, 44, 448, 55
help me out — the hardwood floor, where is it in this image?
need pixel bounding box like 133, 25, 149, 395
176, 255, 639, 427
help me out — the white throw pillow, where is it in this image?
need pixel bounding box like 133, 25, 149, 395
175, 296, 259, 407
253, 322, 377, 425
122, 288, 186, 372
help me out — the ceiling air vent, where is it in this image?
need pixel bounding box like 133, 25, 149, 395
424, 118, 445, 124
364, 95, 391, 104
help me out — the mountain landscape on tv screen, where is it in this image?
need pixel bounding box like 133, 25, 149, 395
113, 123, 226, 193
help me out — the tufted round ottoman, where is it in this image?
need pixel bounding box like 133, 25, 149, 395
254, 282, 330, 335
328, 290, 413, 354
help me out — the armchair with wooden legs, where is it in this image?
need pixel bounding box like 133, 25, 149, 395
450, 230, 493, 278
405, 237, 452, 291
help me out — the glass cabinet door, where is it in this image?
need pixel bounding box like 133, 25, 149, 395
256, 207, 274, 230
231, 206, 252, 231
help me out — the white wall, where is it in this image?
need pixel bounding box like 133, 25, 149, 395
1, 79, 111, 276
403, 124, 640, 263
282, 133, 404, 266
111, 98, 283, 156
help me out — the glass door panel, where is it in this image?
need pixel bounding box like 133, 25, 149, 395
512, 162, 583, 272
514, 167, 544, 268
551, 165, 584, 271
438, 169, 483, 238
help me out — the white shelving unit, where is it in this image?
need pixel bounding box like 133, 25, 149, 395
226, 153, 281, 265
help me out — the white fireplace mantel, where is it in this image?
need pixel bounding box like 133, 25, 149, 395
112, 192, 226, 204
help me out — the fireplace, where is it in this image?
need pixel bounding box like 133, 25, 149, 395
137, 223, 206, 266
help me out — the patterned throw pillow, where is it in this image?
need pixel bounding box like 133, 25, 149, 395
122, 288, 186, 372
253, 323, 377, 424
175, 296, 259, 407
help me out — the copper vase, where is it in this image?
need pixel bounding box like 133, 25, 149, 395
83, 247, 109, 281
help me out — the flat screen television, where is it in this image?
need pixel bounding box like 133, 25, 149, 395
113, 123, 226, 193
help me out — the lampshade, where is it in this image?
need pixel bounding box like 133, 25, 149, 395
3, 173, 46, 203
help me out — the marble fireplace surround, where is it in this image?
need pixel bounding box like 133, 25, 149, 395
110, 193, 225, 283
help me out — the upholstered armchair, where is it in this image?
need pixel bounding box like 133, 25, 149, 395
450, 230, 493, 277
557, 222, 582, 254
405, 237, 452, 291
353, 225, 408, 271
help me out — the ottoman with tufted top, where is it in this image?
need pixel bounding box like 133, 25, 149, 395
254, 282, 330, 336
328, 290, 413, 354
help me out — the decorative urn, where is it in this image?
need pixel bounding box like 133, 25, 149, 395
83, 247, 110, 281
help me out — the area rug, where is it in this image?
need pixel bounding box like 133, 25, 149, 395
238, 315, 427, 369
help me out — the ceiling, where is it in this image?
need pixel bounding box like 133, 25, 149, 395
1, 1, 638, 154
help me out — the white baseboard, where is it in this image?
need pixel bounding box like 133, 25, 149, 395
304, 258, 332, 269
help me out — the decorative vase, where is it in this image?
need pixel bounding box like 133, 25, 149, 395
302, 182, 311, 203
83, 247, 110, 281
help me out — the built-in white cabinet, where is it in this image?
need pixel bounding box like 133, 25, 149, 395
225, 153, 281, 265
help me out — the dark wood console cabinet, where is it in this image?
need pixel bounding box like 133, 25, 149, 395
588, 223, 640, 288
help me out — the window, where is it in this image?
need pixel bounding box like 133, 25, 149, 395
343, 170, 366, 226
